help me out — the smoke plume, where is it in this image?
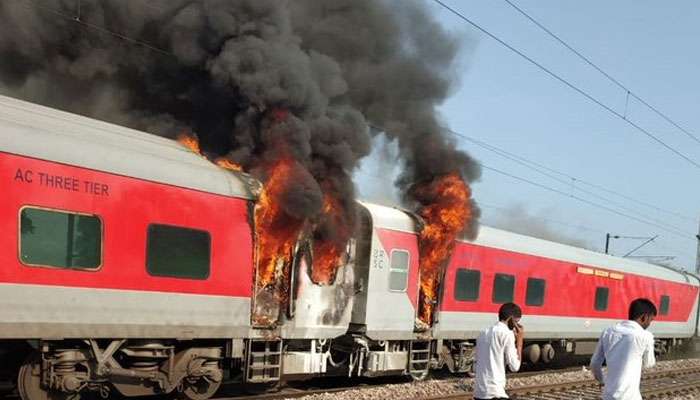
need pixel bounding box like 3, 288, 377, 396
0, 0, 481, 286
487, 204, 594, 250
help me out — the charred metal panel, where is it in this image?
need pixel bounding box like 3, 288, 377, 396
350, 206, 372, 324
279, 241, 355, 339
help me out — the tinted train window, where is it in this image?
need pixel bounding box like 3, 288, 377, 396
388, 249, 410, 292
146, 224, 210, 280
455, 269, 480, 301
526, 278, 546, 306
660, 295, 670, 315
492, 273, 515, 304
595, 287, 609, 311
20, 207, 102, 269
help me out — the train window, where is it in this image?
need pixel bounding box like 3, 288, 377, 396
19, 207, 102, 270
595, 287, 609, 311
455, 269, 480, 301
388, 249, 410, 292
146, 224, 211, 280
492, 273, 515, 304
660, 295, 670, 315
525, 278, 546, 306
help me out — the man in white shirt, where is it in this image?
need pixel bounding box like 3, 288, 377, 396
473, 303, 524, 400
590, 298, 657, 400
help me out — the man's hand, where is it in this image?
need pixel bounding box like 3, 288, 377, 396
513, 323, 524, 362
513, 323, 525, 343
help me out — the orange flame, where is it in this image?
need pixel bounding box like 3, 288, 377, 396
177, 133, 244, 172
310, 193, 349, 285
177, 133, 202, 156
254, 158, 305, 289
416, 173, 472, 326
215, 157, 243, 172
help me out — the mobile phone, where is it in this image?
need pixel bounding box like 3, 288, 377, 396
506, 316, 515, 330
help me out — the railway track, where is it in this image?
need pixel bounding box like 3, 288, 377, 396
415, 365, 700, 400
210, 366, 587, 400
213, 365, 700, 400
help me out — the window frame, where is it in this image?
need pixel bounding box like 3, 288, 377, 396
525, 277, 546, 307
18, 205, 104, 272
660, 295, 670, 316
454, 268, 481, 302
388, 249, 410, 293
492, 273, 516, 304
594, 286, 609, 311
145, 223, 212, 280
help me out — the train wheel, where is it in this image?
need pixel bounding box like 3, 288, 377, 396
409, 369, 429, 381
18, 355, 76, 400
176, 377, 221, 400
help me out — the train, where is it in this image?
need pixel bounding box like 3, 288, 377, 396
1, 93, 699, 400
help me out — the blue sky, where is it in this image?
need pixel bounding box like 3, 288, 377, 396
358, 0, 700, 270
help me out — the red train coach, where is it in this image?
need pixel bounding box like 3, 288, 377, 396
0, 94, 257, 399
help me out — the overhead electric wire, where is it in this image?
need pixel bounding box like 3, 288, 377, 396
478, 163, 697, 242
451, 130, 693, 235
367, 124, 696, 241
502, 0, 700, 146
21, 0, 174, 56
432, 0, 700, 170
452, 129, 697, 223
367, 123, 696, 225
478, 201, 606, 234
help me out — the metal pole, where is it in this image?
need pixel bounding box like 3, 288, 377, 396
695, 219, 700, 274
605, 233, 610, 254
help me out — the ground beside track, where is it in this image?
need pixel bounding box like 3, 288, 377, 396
213, 358, 700, 400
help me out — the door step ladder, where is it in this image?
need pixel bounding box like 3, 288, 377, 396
409, 340, 431, 379
246, 339, 283, 383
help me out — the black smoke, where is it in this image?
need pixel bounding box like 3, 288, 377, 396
0, 0, 480, 239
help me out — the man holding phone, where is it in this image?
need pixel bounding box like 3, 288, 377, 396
473, 302, 524, 400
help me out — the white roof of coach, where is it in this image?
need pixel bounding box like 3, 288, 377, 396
474, 226, 698, 285
359, 201, 697, 285
359, 201, 416, 233
0, 95, 255, 198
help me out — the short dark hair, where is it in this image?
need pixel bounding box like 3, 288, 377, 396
628, 298, 657, 320
498, 303, 522, 321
